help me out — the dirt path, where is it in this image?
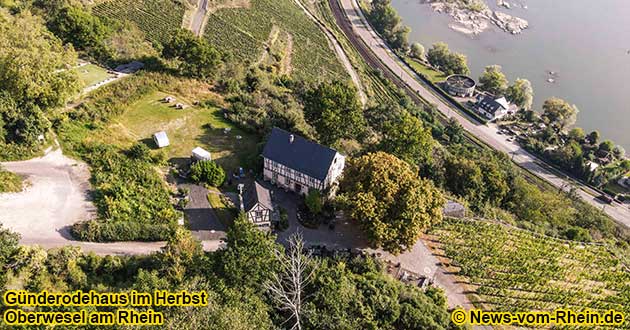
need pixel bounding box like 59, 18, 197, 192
190, 0, 210, 36
293, 0, 367, 105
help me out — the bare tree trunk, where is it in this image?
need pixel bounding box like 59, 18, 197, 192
265, 233, 316, 330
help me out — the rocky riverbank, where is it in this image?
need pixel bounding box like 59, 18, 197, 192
429, 0, 528, 35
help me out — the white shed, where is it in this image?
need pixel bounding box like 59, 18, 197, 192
153, 131, 170, 148
192, 147, 211, 161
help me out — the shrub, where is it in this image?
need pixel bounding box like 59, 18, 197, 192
128, 142, 151, 160
190, 160, 225, 187
304, 189, 323, 215
71, 220, 176, 242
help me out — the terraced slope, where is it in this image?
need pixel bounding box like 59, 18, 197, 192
203, 0, 347, 81
93, 0, 186, 43
427, 218, 630, 327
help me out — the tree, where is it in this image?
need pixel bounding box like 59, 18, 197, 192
265, 234, 316, 330
304, 189, 323, 215
587, 131, 600, 145
159, 228, 205, 284
0, 10, 79, 146
339, 152, 444, 254
478, 65, 508, 96
303, 80, 365, 146
568, 127, 586, 142
215, 212, 279, 292
427, 42, 450, 69
506, 78, 534, 110
444, 117, 464, 144
598, 140, 614, 153
541, 97, 578, 131
163, 29, 222, 79
613, 145, 625, 159
48, 6, 111, 59
0, 225, 20, 288
410, 42, 425, 60
190, 160, 225, 187
444, 157, 484, 205
426, 42, 469, 75
446, 52, 470, 75
379, 112, 434, 166
367, 0, 409, 51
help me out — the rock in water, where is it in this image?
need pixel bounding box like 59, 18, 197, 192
491, 11, 529, 34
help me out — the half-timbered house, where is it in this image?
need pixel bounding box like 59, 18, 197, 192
241, 181, 273, 229
262, 127, 345, 197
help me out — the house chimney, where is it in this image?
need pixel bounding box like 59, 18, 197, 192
237, 184, 245, 211
289, 134, 294, 143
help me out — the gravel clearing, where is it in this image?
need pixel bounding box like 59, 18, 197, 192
0, 149, 96, 245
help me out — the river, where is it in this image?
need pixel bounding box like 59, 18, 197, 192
391, 0, 630, 149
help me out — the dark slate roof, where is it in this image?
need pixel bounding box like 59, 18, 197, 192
477, 95, 509, 115
243, 181, 272, 211
262, 127, 338, 181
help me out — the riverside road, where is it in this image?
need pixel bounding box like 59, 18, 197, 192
331, 0, 630, 229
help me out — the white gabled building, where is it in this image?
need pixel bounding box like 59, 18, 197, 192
262, 127, 345, 197
475, 95, 515, 121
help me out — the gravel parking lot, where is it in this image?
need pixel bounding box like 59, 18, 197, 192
0, 149, 96, 245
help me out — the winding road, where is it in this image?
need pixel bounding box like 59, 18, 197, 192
331, 0, 630, 228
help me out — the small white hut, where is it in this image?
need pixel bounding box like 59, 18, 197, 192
153, 131, 170, 148
191, 147, 211, 161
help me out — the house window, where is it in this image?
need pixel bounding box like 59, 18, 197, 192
255, 211, 263, 219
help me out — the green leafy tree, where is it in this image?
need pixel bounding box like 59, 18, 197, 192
304, 80, 365, 146
0, 9, 78, 120
478, 65, 508, 96
128, 142, 151, 161
163, 29, 222, 79
587, 130, 600, 145
48, 6, 111, 59
444, 117, 464, 144
339, 152, 444, 254
190, 160, 226, 187
598, 140, 615, 152
367, 0, 409, 51
542, 97, 578, 131
379, 112, 434, 166
445, 53, 469, 75
426, 42, 469, 75
410, 42, 425, 59
427, 42, 450, 69
159, 228, 205, 284
506, 78, 534, 110
568, 127, 586, 142
215, 212, 279, 292
0, 225, 20, 288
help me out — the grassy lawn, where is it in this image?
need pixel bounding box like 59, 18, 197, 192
406, 58, 447, 82
73, 64, 115, 88
89, 90, 259, 174
207, 188, 239, 227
